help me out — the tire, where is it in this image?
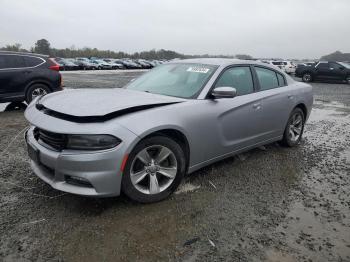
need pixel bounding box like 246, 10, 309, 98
122, 136, 186, 203
25, 84, 51, 104
302, 73, 312, 82
346, 76, 350, 85
281, 108, 305, 147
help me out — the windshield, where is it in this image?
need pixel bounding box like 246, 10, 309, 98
126, 63, 217, 98
338, 62, 350, 69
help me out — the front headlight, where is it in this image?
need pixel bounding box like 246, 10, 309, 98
66, 135, 121, 150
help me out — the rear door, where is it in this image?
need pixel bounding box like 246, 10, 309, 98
0, 54, 28, 96
253, 66, 295, 140
328, 62, 348, 81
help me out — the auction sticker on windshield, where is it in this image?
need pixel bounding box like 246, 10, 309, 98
187, 67, 210, 73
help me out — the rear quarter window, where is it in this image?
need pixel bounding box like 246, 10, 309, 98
277, 73, 286, 86
255, 67, 279, 91
24, 56, 44, 67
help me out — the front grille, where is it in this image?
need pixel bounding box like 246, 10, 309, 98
34, 128, 67, 151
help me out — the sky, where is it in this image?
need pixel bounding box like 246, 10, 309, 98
0, 0, 349, 59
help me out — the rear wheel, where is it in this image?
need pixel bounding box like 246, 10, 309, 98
281, 108, 305, 147
302, 73, 312, 82
122, 136, 186, 203
346, 76, 350, 84
25, 84, 50, 104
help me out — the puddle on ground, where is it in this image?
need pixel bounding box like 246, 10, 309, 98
272, 101, 350, 262
175, 182, 201, 194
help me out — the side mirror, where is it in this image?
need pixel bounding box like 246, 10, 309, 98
340, 66, 345, 70
211, 86, 237, 99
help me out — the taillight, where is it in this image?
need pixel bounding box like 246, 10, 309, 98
49, 58, 60, 71
59, 73, 64, 88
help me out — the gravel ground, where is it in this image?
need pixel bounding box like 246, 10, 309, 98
0, 70, 349, 261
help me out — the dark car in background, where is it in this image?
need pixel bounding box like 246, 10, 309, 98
121, 59, 142, 69
0, 51, 63, 103
135, 59, 152, 69
55, 58, 79, 71
75, 59, 98, 70
295, 61, 350, 83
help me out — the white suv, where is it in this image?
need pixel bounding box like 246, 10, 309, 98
263, 61, 296, 74
282, 61, 296, 74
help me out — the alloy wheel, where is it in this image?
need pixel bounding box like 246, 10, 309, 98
303, 74, 311, 82
130, 145, 178, 195
31, 87, 48, 100
288, 112, 303, 142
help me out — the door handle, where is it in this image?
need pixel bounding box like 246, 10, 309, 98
253, 103, 261, 110
288, 95, 294, 99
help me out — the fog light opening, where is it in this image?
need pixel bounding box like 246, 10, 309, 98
65, 175, 93, 188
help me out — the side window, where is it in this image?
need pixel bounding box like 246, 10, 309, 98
329, 62, 341, 70
0, 55, 6, 69
255, 67, 279, 91
317, 62, 328, 69
215, 66, 254, 96
24, 56, 43, 67
277, 73, 286, 87
1, 55, 26, 68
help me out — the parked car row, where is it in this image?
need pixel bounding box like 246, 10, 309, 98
54, 57, 167, 71
261, 60, 297, 74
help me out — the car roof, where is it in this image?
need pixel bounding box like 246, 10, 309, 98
170, 58, 267, 67
0, 50, 49, 57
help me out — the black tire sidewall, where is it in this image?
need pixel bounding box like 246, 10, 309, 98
302, 73, 312, 82
25, 84, 50, 104
282, 108, 305, 147
122, 136, 186, 203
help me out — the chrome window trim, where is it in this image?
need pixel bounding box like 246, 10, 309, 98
315, 61, 327, 68
0, 54, 46, 71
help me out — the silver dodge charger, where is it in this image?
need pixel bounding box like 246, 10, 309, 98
25, 59, 313, 203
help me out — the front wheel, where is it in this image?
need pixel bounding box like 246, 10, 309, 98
302, 73, 312, 82
122, 136, 186, 203
281, 108, 305, 147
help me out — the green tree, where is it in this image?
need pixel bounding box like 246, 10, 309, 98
235, 54, 253, 60
1, 43, 22, 51
34, 39, 51, 55
320, 51, 350, 62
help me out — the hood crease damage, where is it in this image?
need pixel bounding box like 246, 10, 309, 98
35, 102, 182, 123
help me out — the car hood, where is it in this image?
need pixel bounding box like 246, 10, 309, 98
36, 88, 186, 122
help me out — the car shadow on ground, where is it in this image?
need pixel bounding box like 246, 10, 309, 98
1, 102, 27, 112
294, 77, 348, 85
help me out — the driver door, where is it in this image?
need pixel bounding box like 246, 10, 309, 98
204, 66, 265, 156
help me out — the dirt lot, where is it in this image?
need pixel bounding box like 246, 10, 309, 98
0, 70, 349, 262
